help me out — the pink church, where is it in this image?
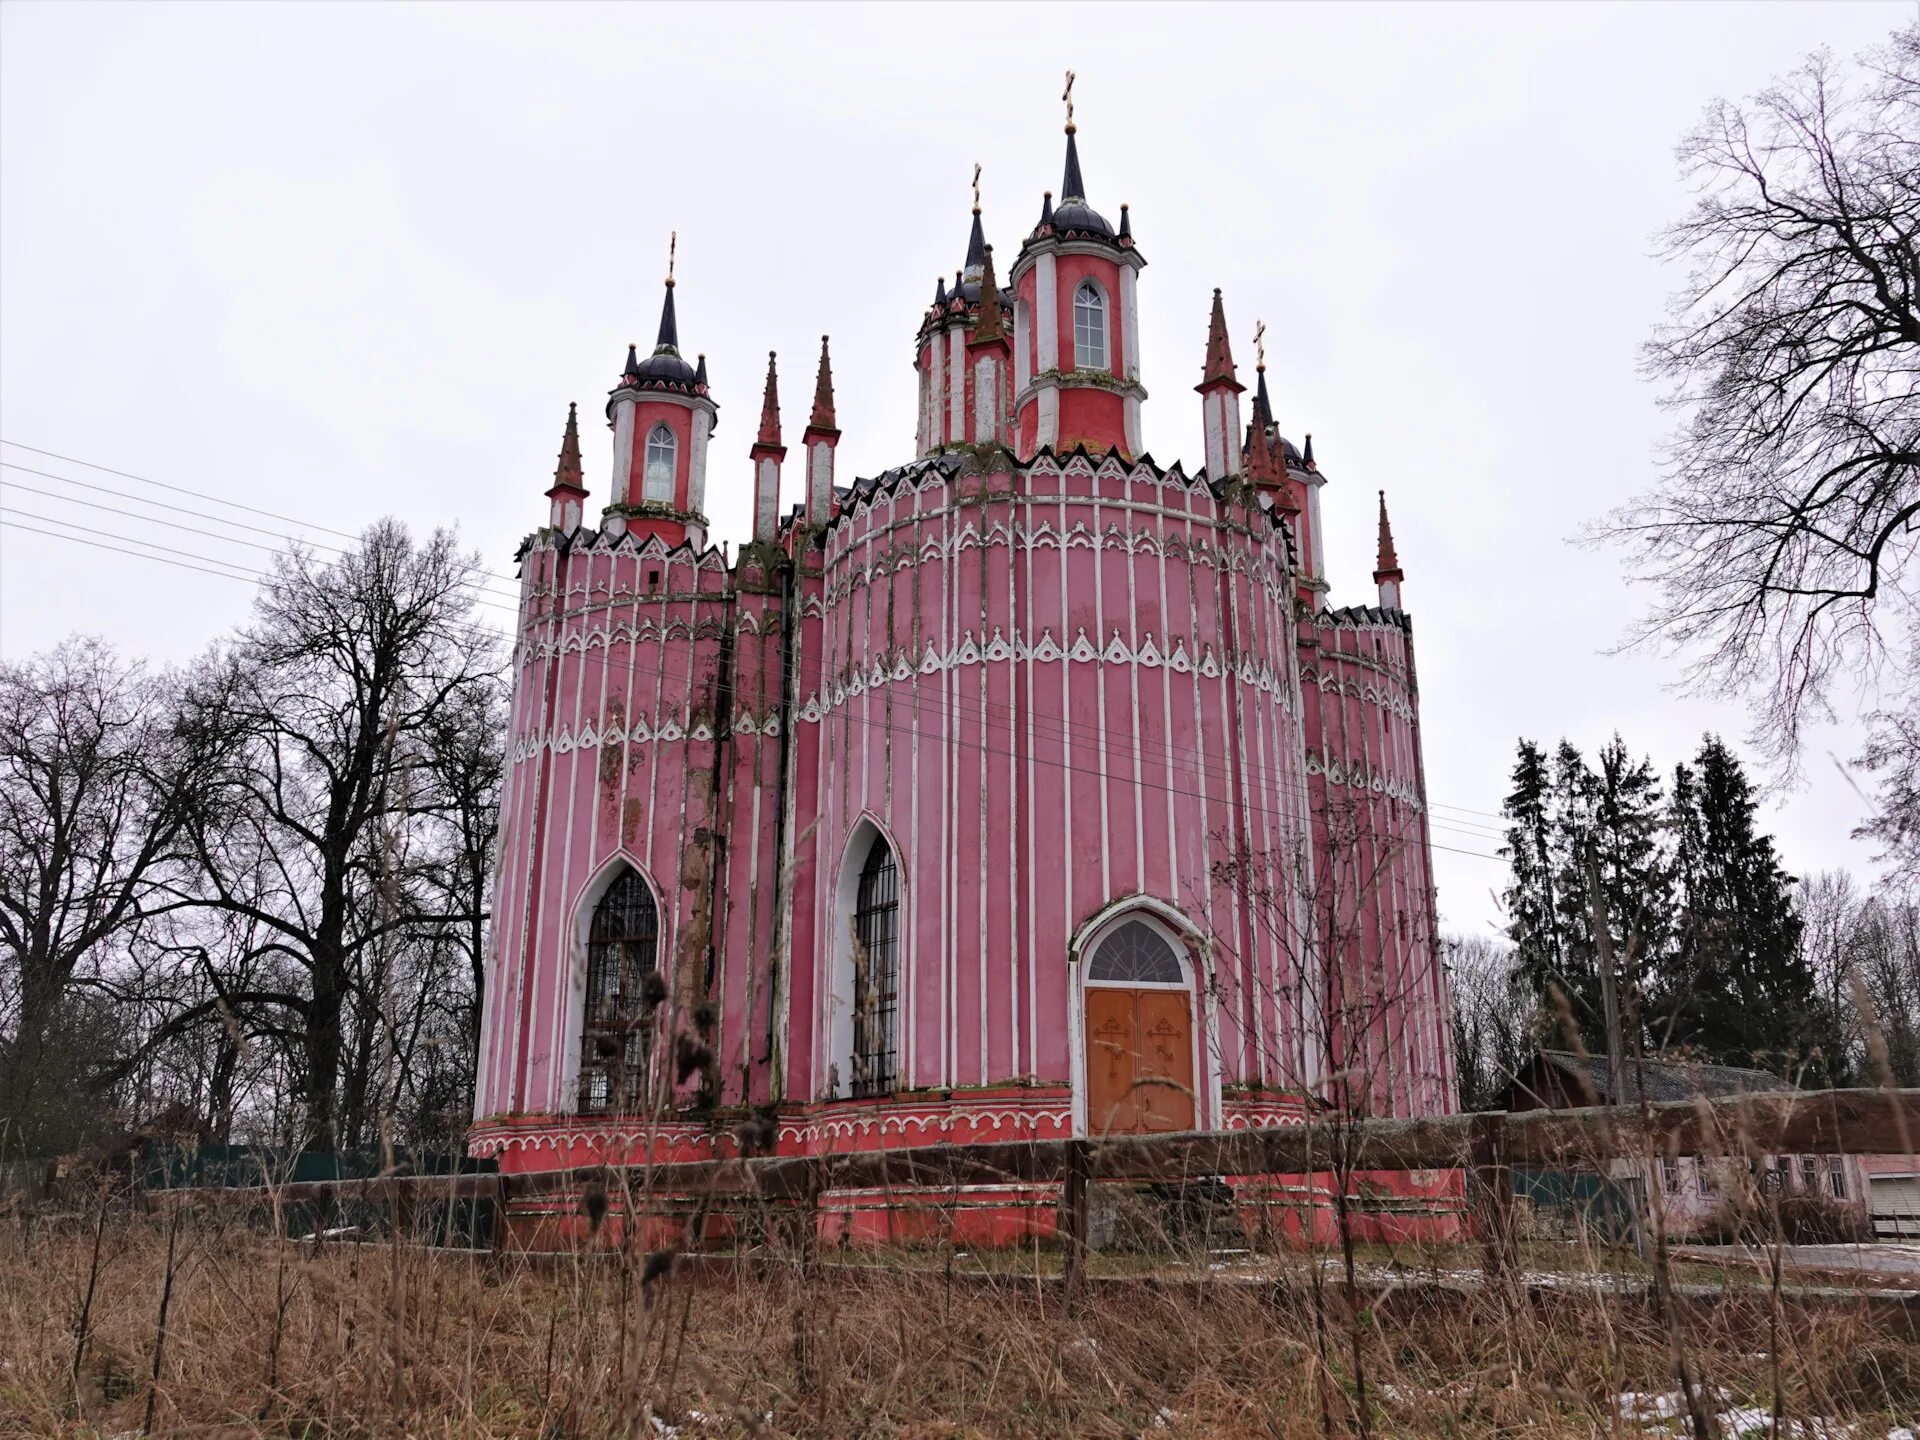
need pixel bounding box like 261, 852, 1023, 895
472, 113, 1459, 1245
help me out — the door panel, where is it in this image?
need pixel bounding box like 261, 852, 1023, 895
1083, 987, 1195, 1135
1135, 990, 1196, 1132
1086, 988, 1139, 1135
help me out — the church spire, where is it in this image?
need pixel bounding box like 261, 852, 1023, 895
1374, 490, 1405, 609
545, 401, 587, 534
804, 336, 839, 525
750, 352, 786, 545
1251, 319, 1274, 428
809, 334, 836, 431
756, 351, 781, 448
654, 233, 679, 352
1195, 289, 1246, 479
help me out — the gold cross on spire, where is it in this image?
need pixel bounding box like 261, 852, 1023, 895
1063, 70, 1076, 132
667, 231, 677, 286
1254, 319, 1267, 371
972, 162, 982, 213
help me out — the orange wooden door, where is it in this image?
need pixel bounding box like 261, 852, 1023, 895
1084, 988, 1195, 1135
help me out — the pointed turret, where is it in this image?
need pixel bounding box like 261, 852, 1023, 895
545, 401, 588, 533
1062, 128, 1086, 203
963, 208, 987, 282
1303, 433, 1316, 469
1197, 289, 1242, 392
1118, 202, 1132, 244
602, 237, 716, 546
1194, 290, 1246, 479
755, 352, 782, 448
966, 244, 1012, 446
803, 336, 840, 525
1253, 361, 1274, 430
973, 245, 1006, 344
750, 352, 786, 544
1374, 490, 1405, 609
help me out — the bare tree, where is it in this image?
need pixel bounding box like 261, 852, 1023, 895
1593, 23, 1919, 767
1445, 932, 1537, 1112
160, 521, 503, 1151
0, 638, 206, 1152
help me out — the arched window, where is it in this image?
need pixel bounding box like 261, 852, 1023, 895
578, 867, 659, 1114
1072, 282, 1108, 371
1087, 917, 1183, 984
851, 836, 900, 1097
643, 424, 677, 502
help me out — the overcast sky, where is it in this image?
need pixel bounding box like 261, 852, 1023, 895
0, 1, 1902, 937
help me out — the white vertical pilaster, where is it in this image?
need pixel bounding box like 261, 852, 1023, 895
1123, 395, 1142, 455
928, 331, 946, 449
1013, 300, 1030, 393
755, 457, 779, 542
1204, 392, 1225, 478
949, 328, 966, 442
972, 356, 995, 442
809, 441, 833, 523
688, 409, 711, 516
1119, 265, 1140, 380
609, 399, 636, 507
1036, 253, 1058, 371
1037, 384, 1059, 449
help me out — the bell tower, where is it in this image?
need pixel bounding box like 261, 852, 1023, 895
603, 236, 719, 547
1008, 74, 1146, 459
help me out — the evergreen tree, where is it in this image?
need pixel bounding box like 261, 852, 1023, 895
1654, 736, 1834, 1078
1501, 740, 1561, 1022
1503, 736, 1668, 1055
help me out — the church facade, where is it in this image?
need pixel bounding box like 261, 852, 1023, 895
471, 114, 1458, 1242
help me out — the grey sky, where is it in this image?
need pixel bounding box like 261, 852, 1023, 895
0, 1, 1900, 937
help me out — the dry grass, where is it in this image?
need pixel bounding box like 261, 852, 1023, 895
2, 1196, 1917, 1439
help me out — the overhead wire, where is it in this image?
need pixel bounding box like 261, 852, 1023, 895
0, 451, 1516, 849
2, 516, 1511, 856
0, 437, 1518, 829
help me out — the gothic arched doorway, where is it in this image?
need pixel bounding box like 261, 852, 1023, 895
1082, 915, 1196, 1135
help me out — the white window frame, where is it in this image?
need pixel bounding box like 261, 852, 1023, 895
1072, 280, 1109, 372
643, 423, 677, 502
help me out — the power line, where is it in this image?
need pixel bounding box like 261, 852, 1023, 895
0, 438, 1517, 828
0, 477, 524, 607
0, 439, 524, 587
3, 495, 1512, 852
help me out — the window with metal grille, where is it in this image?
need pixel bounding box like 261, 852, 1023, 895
578, 867, 659, 1114
1073, 282, 1108, 370
644, 424, 677, 501
851, 837, 899, 1098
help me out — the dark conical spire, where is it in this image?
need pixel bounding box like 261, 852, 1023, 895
1302, 433, 1316, 468
654, 279, 679, 353
1118, 203, 1131, 241
552, 402, 584, 493
1254, 366, 1274, 429
756, 352, 781, 448
809, 335, 836, 431
693, 353, 707, 388
934, 274, 948, 307
1039, 190, 1054, 228
964, 209, 986, 279
623, 343, 642, 379
1061, 130, 1086, 202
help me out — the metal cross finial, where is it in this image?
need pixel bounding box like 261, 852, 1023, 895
972, 163, 982, 213
1254, 319, 1267, 371
667, 231, 677, 285
1063, 70, 1076, 132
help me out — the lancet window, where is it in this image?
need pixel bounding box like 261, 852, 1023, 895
643, 424, 677, 502
1073, 282, 1108, 370
851, 837, 900, 1097
578, 867, 660, 1114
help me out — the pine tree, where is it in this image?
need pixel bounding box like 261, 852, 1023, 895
1502, 737, 1669, 1055
1654, 736, 1833, 1078
1501, 740, 1561, 1022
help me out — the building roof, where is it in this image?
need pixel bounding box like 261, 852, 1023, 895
1527, 1049, 1792, 1107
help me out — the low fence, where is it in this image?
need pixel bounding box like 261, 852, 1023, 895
142, 1088, 1918, 1288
